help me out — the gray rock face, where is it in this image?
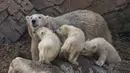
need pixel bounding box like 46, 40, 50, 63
0, 0, 130, 44
0, 0, 34, 44
0, 0, 10, 12
0, 0, 129, 44
8, 57, 130, 73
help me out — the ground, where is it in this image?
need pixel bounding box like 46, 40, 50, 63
0, 32, 130, 73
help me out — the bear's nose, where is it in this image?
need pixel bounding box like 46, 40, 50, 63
55, 29, 59, 33
32, 20, 36, 24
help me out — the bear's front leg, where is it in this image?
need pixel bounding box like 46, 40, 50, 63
31, 38, 39, 61
96, 51, 108, 67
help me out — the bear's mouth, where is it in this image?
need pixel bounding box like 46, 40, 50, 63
32, 23, 38, 27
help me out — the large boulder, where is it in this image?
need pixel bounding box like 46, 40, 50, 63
8, 57, 130, 73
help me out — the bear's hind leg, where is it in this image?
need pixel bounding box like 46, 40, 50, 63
68, 50, 79, 65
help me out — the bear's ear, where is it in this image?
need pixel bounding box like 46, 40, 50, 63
25, 16, 30, 20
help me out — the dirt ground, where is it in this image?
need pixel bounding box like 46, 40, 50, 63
0, 32, 130, 73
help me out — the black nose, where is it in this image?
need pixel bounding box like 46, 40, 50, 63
32, 20, 36, 24
32, 20, 38, 27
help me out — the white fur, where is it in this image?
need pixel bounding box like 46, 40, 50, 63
35, 27, 61, 64
56, 25, 85, 65
82, 37, 121, 67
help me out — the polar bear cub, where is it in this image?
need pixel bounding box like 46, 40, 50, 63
82, 37, 121, 67
56, 25, 85, 65
34, 27, 61, 64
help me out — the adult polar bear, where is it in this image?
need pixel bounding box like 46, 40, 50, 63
26, 10, 112, 61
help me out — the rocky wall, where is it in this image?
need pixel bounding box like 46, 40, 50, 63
0, 0, 130, 44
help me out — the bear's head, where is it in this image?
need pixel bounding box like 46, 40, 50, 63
25, 14, 48, 28
55, 25, 69, 36
82, 39, 97, 56
35, 27, 53, 39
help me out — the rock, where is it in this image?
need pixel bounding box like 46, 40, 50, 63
12, 12, 23, 21
48, 0, 64, 5
20, 0, 34, 14
27, 9, 37, 15
0, 0, 10, 12
19, 15, 26, 24
7, 0, 21, 15
8, 56, 130, 73
59, 0, 93, 12
0, 0, 130, 46
104, 4, 130, 36
88, 0, 127, 14
128, 0, 130, 3
30, 0, 54, 10
8, 57, 63, 73
39, 6, 62, 16
0, 11, 8, 24
14, 0, 22, 4
107, 61, 130, 73
0, 16, 25, 42
0, 33, 5, 44
0, 0, 36, 44
8, 0, 33, 15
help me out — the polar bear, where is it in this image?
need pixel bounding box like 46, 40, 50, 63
34, 27, 61, 64
25, 10, 112, 61
56, 25, 85, 65
82, 37, 121, 67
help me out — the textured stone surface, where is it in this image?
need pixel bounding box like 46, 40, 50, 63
0, 16, 25, 43
104, 4, 130, 37
0, 0, 34, 44
8, 56, 130, 73
0, 0, 10, 12
0, 11, 8, 24
48, 0, 64, 5
39, 6, 63, 16
20, 0, 34, 14
0, 0, 130, 45
7, 0, 21, 15
87, 0, 127, 14
31, 0, 54, 10
59, 0, 94, 12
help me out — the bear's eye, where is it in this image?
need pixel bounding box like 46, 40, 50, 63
39, 16, 41, 19
31, 17, 32, 19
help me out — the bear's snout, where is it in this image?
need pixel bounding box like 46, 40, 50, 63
32, 20, 38, 27
32, 20, 36, 24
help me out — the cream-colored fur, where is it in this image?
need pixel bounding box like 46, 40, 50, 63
26, 15, 42, 61
56, 25, 85, 65
82, 37, 121, 67
34, 27, 61, 64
